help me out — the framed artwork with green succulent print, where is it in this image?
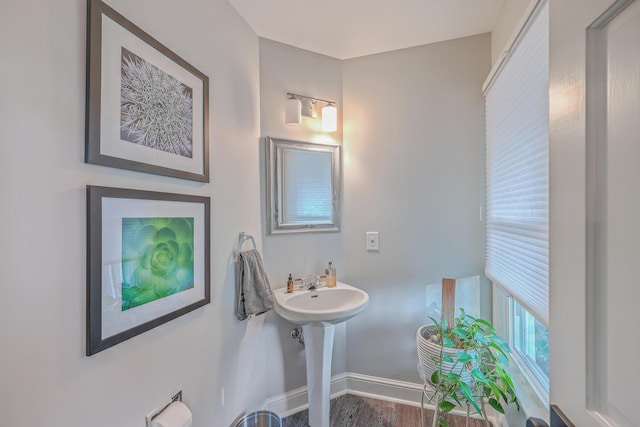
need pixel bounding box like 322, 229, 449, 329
87, 186, 210, 355
85, 0, 209, 182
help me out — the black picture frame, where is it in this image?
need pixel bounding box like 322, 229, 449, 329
85, 0, 210, 182
87, 185, 210, 355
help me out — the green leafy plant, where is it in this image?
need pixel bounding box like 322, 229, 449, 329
121, 217, 195, 311
420, 309, 520, 426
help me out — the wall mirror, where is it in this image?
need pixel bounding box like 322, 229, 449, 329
266, 137, 341, 234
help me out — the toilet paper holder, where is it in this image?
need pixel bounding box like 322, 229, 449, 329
145, 390, 183, 427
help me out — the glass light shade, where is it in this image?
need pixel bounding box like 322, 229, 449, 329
285, 97, 301, 125
301, 98, 314, 117
321, 103, 337, 132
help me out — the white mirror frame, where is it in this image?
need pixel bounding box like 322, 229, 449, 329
266, 136, 341, 235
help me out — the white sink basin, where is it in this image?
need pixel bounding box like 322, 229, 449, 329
273, 281, 369, 325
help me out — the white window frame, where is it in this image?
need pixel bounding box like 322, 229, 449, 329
511, 298, 549, 392
493, 285, 549, 420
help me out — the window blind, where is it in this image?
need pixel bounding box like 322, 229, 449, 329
281, 149, 333, 224
484, 1, 549, 325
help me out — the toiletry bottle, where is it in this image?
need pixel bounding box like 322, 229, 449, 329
287, 273, 294, 293
328, 261, 337, 287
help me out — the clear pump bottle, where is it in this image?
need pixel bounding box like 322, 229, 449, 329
327, 262, 337, 287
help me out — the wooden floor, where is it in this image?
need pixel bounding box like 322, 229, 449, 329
281, 394, 490, 427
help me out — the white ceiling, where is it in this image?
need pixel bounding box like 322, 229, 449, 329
227, 0, 506, 60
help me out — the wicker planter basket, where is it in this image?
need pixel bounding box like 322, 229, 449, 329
416, 324, 474, 386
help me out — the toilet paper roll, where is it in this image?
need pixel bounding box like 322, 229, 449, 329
150, 401, 192, 427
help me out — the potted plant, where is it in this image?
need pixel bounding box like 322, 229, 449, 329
417, 309, 520, 427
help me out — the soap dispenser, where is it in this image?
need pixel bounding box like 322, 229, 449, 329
326, 261, 336, 287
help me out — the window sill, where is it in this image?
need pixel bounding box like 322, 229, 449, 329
502, 353, 549, 426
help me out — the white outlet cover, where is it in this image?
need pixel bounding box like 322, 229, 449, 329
366, 231, 379, 251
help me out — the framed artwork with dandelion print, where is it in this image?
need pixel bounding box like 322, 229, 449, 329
86, 0, 209, 182
86, 185, 210, 355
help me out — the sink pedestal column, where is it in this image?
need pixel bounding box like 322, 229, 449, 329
302, 322, 335, 427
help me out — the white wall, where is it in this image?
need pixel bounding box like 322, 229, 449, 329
0, 0, 269, 426
342, 34, 492, 383
547, 0, 609, 423
491, 0, 533, 65
258, 38, 347, 394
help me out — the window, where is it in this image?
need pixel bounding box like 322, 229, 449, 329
484, 0, 549, 395
512, 300, 549, 392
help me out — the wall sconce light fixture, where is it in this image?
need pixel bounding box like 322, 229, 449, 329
285, 92, 337, 132
321, 102, 337, 132
285, 94, 302, 125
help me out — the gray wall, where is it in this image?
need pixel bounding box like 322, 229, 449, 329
0, 0, 267, 425
258, 33, 492, 392
258, 38, 344, 287
342, 34, 492, 382
258, 38, 347, 393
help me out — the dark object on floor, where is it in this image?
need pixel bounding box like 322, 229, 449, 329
550, 405, 574, 427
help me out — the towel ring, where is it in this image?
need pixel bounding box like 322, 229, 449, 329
235, 232, 257, 257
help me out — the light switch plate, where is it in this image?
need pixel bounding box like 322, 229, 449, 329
366, 231, 379, 251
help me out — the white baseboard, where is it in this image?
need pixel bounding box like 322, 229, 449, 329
262, 372, 504, 425
262, 373, 350, 418
344, 372, 424, 408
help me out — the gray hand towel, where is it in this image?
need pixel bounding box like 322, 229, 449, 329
235, 249, 274, 320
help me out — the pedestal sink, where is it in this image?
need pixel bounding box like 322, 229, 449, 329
273, 282, 369, 427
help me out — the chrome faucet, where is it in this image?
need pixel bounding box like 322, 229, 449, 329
308, 276, 322, 291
